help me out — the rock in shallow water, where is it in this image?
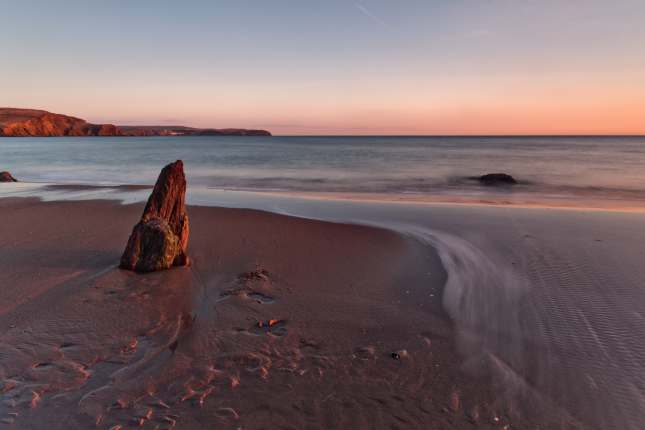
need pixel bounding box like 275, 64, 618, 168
0, 171, 17, 182
477, 172, 517, 185
120, 160, 190, 272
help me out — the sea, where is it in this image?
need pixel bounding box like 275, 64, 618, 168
2, 135, 645, 209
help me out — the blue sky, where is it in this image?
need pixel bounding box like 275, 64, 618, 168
2, 0, 644, 134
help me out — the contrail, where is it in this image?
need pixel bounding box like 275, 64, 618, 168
354, 2, 388, 28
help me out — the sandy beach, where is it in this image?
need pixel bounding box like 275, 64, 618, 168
2, 184, 645, 429
0, 196, 517, 429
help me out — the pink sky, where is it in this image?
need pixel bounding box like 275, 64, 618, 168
2, 1, 644, 135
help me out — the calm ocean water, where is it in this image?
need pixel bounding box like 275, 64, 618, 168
2, 135, 645, 207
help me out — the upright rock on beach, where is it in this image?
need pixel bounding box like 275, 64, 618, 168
120, 160, 190, 272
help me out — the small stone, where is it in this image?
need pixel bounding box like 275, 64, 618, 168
391, 349, 409, 360
230, 376, 240, 388
0, 171, 17, 182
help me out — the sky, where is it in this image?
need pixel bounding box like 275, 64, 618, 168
1, 0, 644, 135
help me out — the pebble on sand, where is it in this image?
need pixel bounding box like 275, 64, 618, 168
0, 171, 18, 182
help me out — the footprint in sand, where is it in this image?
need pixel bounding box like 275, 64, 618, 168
239, 268, 271, 282
220, 269, 277, 305
354, 346, 376, 360
246, 291, 275, 304
220, 289, 276, 305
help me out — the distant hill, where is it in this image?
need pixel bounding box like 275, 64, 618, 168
0, 108, 271, 137
118, 125, 272, 136
0, 108, 119, 137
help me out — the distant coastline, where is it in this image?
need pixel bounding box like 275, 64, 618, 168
0, 108, 271, 137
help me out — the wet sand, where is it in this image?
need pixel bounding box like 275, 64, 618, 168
8, 182, 645, 213
0, 197, 516, 429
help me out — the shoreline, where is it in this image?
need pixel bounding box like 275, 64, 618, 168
4, 181, 645, 214
213, 188, 645, 214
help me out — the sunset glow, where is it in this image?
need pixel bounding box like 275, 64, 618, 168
3, 0, 644, 135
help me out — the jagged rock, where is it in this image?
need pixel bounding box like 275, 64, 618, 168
477, 173, 517, 185
0, 171, 17, 182
120, 160, 190, 272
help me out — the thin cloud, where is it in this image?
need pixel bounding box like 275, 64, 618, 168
354, 2, 388, 28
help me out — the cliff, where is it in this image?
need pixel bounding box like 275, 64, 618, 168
0, 108, 272, 137
0, 108, 120, 137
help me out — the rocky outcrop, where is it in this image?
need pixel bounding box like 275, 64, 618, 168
477, 173, 517, 186
88, 123, 121, 136
194, 128, 272, 136
0, 171, 17, 182
119, 126, 272, 136
120, 160, 190, 272
0, 108, 120, 137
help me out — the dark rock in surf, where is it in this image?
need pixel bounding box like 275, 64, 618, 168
0, 171, 17, 182
120, 160, 190, 272
477, 173, 517, 186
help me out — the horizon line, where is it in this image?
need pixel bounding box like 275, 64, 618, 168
264, 134, 645, 138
